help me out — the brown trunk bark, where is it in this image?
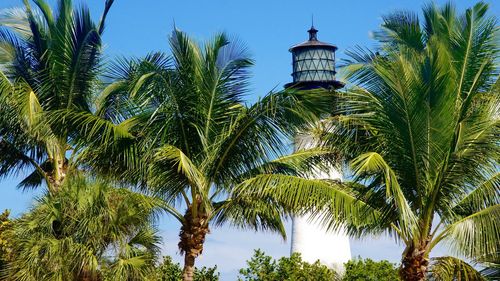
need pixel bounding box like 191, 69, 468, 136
182, 252, 196, 281
400, 240, 430, 281
178, 205, 209, 281
47, 158, 68, 193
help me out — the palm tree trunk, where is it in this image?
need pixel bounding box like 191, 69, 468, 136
47, 157, 68, 193
182, 251, 197, 281
179, 206, 209, 281
400, 241, 430, 281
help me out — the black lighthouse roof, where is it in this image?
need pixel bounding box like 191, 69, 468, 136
289, 26, 338, 52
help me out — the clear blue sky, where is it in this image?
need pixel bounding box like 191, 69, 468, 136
1, 0, 498, 279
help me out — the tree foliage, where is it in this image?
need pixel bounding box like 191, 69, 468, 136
4, 176, 163, 281
428, 256, 486, 281
238, 250, 403, 281
235, 2, 499, 280
343, 258, 400, 281
238, 249, 339, 281
0, 210, 12, 277
144, 256, 219, 281
68, 28, 337, 280
0, 0, 114, 193
0, 1, 498, 280
338, 3, 499, 279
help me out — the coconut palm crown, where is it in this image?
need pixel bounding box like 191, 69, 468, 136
5, 175, 162, 281
325, 2, 498, 280
0, 0, 114, 193
234, 2, 499, 281
67, 29, 338, 280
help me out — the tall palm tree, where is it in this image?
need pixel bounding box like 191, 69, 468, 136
0, 0, 114, 193
282, 2, 500, 281
5, 175, 162, 281
65, 30, 339, 280
247, 2, 499, 281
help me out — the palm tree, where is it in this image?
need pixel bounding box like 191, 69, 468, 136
67, 30, 338, 280
5, 175, 162, 281
258, 2, 499, 280
0, 0, 114, 193
232, 2, 499, 281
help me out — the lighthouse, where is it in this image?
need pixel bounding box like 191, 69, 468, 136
285, 24, 351, 272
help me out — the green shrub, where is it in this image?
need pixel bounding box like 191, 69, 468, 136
148, 256, 219, 281
238, 249, 338, 281
238, 250, 400, 281
343, 258, 399, 281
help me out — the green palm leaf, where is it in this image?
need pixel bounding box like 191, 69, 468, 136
429, 256, 485, 281
317, 2, 499, 279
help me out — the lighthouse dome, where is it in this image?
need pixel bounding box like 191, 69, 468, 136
285, 25, 343, 89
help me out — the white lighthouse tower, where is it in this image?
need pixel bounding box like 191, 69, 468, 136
285, 25, 351, 272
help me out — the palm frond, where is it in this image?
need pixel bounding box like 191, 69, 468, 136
374, 9, 425, 51
5, 175, 162, 279
435, 205, 500, 260
231, 174, 386, 237
150, 145, 205, 200
0, 8, 31, 38
452, 173, 500, 216
351, 152, 417, 237
429, 256, 485, 281
212, 197, 287, 239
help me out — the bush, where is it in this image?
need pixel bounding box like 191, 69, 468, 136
148, 256, 219, 281
238, 249, 338, 281
343, 258, 399, 281
238, 250, 400, 281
